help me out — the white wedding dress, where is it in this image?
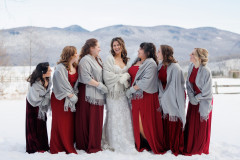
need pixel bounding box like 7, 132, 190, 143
102, 65, 136, 153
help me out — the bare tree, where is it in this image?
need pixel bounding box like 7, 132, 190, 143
0, 43, 9, 66
28, 27, 33, 74
22, 26, 46, 75
0, 36, 10, 96
0, 38, 10, 74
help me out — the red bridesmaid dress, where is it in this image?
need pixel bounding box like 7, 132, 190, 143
50, 71, 78, 154
128, 65, 166, 154
26, 99, 49, 153
158, 65, 184, 156
184, 67, 212, 155
75, 83, 104, 153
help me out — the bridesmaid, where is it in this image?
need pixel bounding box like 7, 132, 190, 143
50, 46, 79, 154
157, 45, 185, 156
75, 38, 108, 153
127, 42, 166, 154
26, 62, 52, 153
184, 48, 213, 155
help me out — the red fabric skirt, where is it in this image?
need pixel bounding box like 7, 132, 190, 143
26, 99, 49, 153
75, 83, 104, 153
50, 93, 77, 154
184, 102, 212, 155
131, 92, 166, 154
162, 115, 184, 156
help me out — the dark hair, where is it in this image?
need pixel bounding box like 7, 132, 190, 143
79, 38, 103, 68
140, 42, 158, 65
131, 57, 141, 66
160, 45, 177, 65
110, 37, 129, 65
57, 46, 78, 70
27, 62, 49, 86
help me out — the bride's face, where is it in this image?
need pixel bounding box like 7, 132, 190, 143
112, 41, 122, 56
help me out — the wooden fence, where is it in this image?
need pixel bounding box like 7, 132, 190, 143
213, 82, 240, 94
0, 76, 27, 82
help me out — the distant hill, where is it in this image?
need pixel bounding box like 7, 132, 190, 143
0, 25, 240, 66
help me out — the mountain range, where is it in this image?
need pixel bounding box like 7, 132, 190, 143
1, 24, 240, 66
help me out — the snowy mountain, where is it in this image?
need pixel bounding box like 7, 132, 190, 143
63, 25, 89, 32
0, 25, 240, 66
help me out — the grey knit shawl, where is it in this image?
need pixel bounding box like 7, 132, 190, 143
103, 54, 129, 99
26, 79, 52, 120
158, 62, 186, 127
131, 58, 158, 99
78, 54, 105, 105
52, 63, 78, 112
186, 63, 213, 121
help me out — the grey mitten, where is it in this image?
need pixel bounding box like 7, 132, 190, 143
130, 86, 137, 93
97, 82, 108, 94
69, 94, 78, 104
39, 90, 46, 97
126, 86, 137, 99
41, 97, 50, 107
189, 96, 198, 105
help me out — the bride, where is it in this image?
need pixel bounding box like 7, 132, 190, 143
102, 37, 136, 153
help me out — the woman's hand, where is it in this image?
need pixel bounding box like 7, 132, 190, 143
133, 85, 140, 90
43, 78, 48, 88
68, 94, 74, 98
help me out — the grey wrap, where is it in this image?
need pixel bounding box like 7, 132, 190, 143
186, 63, 213, 121
52, 63, 78, 112
130, 58, 158, 99
158, 62, 186, 128
26, 79, 52, 120
78, 54, 105, 105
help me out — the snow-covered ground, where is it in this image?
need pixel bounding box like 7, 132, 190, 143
0, 78, 240, 160
212, 78, 240, 94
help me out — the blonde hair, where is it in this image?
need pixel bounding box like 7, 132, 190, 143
57, 46, 78, 70
194, 48, 208, 66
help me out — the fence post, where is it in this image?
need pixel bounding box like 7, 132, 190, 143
215, 81, 218, 94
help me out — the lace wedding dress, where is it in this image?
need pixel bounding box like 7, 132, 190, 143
102, 65, 136, 153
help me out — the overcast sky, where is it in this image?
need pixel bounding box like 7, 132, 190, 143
1, 0, 239, 34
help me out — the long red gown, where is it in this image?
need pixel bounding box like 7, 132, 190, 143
26, 99, 49, 153
128, 65, 166, 154
184, 67, 213, 155
75, 83, 104, 153
50, 71, 78, 154
158, 65, 184, 156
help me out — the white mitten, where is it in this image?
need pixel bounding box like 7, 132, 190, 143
123, 80, 130, 88
119, 73, 130, 84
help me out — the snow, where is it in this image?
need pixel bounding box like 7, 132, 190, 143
0, 79, 240, 160
212, 78, 240, 94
